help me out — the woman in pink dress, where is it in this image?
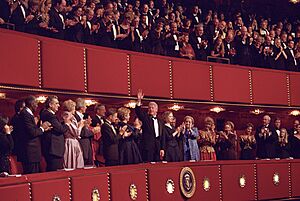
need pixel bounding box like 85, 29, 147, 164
62, 100, 84, 169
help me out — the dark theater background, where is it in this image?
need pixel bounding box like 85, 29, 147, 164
1, 0, 300, 200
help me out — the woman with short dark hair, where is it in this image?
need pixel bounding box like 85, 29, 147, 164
0, 116, 14, 174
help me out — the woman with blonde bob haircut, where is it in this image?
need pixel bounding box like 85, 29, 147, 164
117, 107, 142, 165
198, 117, 217, 161
62, 100, 84, 169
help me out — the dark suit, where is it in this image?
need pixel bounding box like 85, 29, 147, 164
285, 48, 298, 71
10, 113, 25, 162
189, 32, 209, 61
19, 108, 43, 174
48, 8, 65, 39
255, 125, 278, 159
74, 112, 93, 166
101, 121, 121, 166
96, 20, 117, 48
164, 33, 180, 57
9, 3, 28, 32
40, 109, 68, 171
135, 106, 164, 162
0, 0, 11, 25
91, 115, 105, 127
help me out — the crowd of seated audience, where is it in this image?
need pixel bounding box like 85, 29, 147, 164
0, 0, 300, 71
1, 90, 300, 175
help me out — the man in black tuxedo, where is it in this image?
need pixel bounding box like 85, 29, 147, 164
189, 24, 209, 61
10, 0, 32, 32
101, 108, 129, 166
48, 0, 66, 39
285, 40, 298, 71
92, 104, 106, 127
188, 5, 202, 28
74, 98, 93, 166
40, 95, 68, 171
19, 96, 52, 174
135, 89, 165, 162
255, 115, 278, 159
10, 99, 25, 162
289, 120, 299, 136
165, 22, 180, 57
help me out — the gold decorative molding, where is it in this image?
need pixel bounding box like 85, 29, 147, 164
145, 169, 149, 201
254, 164, 258, 200
127, 54, 131, 96
169, 60, 173, 99
107, 173, 111, 201
218, 165, 223, 201
38, 40, 42, 88
249, 70, 253, 104
83, 48, 88, 93
287, 74, 291, 106
209, 65, 214, 102
288, 163, 292, 198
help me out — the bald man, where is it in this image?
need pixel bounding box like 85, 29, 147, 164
135, 89, 165, 162
255, 115, 278, 159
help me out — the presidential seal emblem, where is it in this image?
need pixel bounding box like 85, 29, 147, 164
166, 179, 175, 194
92, 188, 100, 201
180, 167, 196, 198
129, 184, 138, 200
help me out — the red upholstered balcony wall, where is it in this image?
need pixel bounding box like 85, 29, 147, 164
0, 29, 300, 107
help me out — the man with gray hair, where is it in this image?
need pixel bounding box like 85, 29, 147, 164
74, 98, 94, 166
255, 115, 278, 159
135, 89, 165, 162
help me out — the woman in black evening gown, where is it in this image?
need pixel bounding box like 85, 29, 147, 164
117, 107, 142, 165
289, 124, 300, 159
239, 123, 257, 160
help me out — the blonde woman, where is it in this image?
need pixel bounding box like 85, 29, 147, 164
276, 128, 290, 159
62, 100, 84, 169
198, 117, 216, 161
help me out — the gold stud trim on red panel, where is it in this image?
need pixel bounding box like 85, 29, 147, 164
169, 60, 173, 99
288, 163, 292, 198
68, 177, 72, 200
287, 75, 291, 106
145, 169, 149, 201
107, 173, 111, 201
38, 41, 42, 88
218, 165, 223, 201
127, 55, 131, 96
209, 65, 214, 102
83, 48, 88, 93
254, 164, 258, 200
249, 70, 253, 104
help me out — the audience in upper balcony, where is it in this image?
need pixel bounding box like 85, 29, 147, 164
1, 0, 300, 71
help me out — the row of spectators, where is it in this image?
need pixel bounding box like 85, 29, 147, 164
1, 91, 300, 175
0, 0, 300, 71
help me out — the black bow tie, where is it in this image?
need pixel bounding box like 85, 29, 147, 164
151, 116, 157, 120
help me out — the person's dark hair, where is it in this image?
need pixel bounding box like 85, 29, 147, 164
0, 116, 9, 132
14, 99, 25, 113
25, 95, 36, 108
52, 0, 64, 6
274, 117, 281, 122
246, 123, 254, 129
106, 108, 117, 117
94, 103, 105, 112
44, 95, 58, 109
163, 111, 172, 122
83, 113, 90, 120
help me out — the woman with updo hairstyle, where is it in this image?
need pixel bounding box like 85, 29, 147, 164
216, 121, 237, 160
276, 128, 290, 159
239, 123, 256, 160
62, 100, 84, 169
0, 116, 13, 174
162, 111, 183, 162
117, 107, 142, 165
198, 117, 217, 161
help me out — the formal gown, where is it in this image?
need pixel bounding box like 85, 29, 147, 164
239, 135, 256, 160
118, 122, 142, 165
63, 114, 84, 169
163, 124, 180, 162
198, 130, 217, 161
0, 132, 14, 173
